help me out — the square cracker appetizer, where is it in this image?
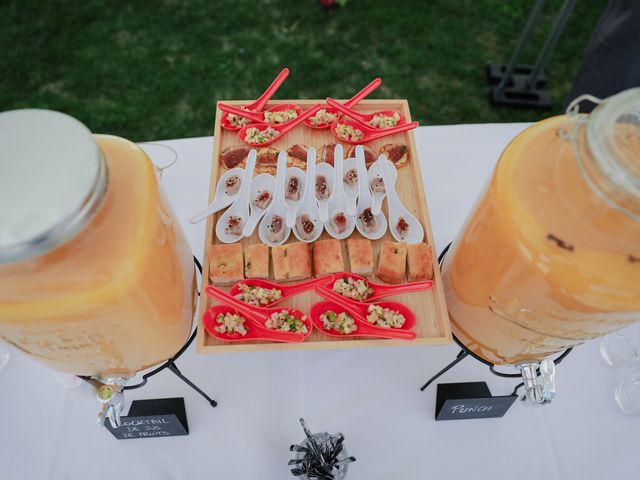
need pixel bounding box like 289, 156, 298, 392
313, 239, 344, 275
347, 238, 373, 276
272, 242, 312, 281
407, 242, 433, 282
209, 243, 244, 285
244, 243, 269, 279
376, 241, 407, 284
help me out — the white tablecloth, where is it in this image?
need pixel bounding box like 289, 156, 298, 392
2, 124, 639, 480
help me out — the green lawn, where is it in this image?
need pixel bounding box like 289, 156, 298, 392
0, 0, 605, 141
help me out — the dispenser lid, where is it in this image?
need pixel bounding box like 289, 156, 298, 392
0, 109, 107, 263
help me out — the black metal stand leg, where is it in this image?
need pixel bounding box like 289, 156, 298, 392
527, 0, 576, 89
497, 0, 547, 90
166, 362, 218, 408
419, 350, 469, 391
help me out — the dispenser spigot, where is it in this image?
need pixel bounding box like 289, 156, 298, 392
518, 358, 556, 406
95, 379, 126, 428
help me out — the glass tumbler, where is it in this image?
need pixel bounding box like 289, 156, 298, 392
615, 369, 640, 416
600, 334, 639, 367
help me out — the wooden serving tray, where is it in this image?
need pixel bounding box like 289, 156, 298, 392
196, 99, 451, 353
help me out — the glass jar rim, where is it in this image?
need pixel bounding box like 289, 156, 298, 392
566, 89, 640, 221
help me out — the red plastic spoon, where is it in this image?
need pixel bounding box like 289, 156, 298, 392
304, 78, 382, 130
218, 103, 303, 126
309, 300, 416, 340
317, 272, 434, 303
326, 97, 406, 129
220, 68, 290, 131
330, 118, 418, 145
204, 305, 306, 343
205, 286, 311, 342
229, 274, 334, 307
238, 104, 322, 146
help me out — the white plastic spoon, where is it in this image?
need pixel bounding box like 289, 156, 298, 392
242, 173, 275, 237
324, 144, 356, 239
284, 167, 306, 228
342, 157, 359, 216
315, 161, 334, 223
259, 152, 291, 246
189, 167, 244, 223
293, 147, 323, 243
368, 157, 398, 216
355, 146, 387, 240
379, 156, 424, 244
215, 151, 256, 243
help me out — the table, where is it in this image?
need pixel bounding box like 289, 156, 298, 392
2, 124, 639, 480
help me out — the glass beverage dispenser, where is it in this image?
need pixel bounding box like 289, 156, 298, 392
441, 89, 640, 405
0, 110, 196, 425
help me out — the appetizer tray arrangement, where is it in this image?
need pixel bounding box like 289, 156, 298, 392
196, 73, 451, 353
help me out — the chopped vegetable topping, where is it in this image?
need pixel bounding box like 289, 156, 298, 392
333, 277, 373, 301
266, 310, 308, 333
245, 126, 279, 144
235, 284, 282, 306
335, 123, 364, 141
214, 312, 248, 336
320, 310, 358, 334
308, 108, 339, 126
367, 112, 401, 129
264, 109, 298, 124
226, 107, 254, 128
366, 304, 406, 328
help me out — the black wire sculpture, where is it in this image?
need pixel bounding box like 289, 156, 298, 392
289, 418, 356, 479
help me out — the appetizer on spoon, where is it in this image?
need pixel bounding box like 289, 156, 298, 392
242, 173, 275, 237
354, 146, 387, 240
218, 102, 303, 126
205, 286, 312, 342
293, 147, 323, 242
368, 157, 398, 216
205, 286, 311, 342
238, 104, 322, 147
315, 160, 334, 223
259, 152, 291, 246
284, 166, 306, 229
318, 272, 434, 303
309, 300, 416, 340
331, 119, 418, 145
220, 68, 289, 131
189, 167, 244, 223
326, 97, 406, 129
379, 156, 424, 243
305, 78, 382, 129
324, 145, 356, 239
229, 275, 333, 307
204, 305, 306, 343
215, 151, 256, 243
341, 156, 359, 216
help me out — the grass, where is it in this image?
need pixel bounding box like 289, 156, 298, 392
0, 0, 605, 141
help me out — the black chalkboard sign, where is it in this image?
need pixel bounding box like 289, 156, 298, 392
435, 382, 516, 421
105, 397, 189, 439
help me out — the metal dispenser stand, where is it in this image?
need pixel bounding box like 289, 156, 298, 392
419, 244, 573, 404
82, 256, 217, 427
488, 0, 576, 108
